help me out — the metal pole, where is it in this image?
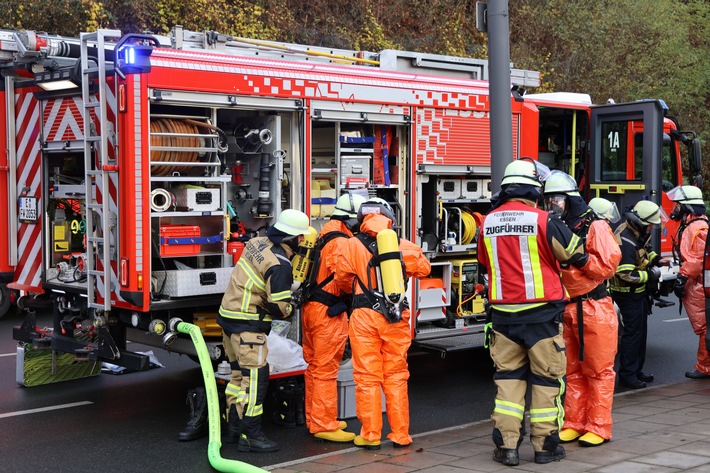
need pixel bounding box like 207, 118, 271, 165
487, 0, 513, 194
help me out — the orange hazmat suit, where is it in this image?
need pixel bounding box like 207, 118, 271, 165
334, 213, 430, 445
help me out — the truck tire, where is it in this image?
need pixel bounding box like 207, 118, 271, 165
0, 284, 12, 319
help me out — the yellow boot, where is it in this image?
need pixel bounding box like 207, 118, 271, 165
559, 428, 582, 443
578, 432, 608, 447
339, 421, 348, 430
354, 435, 381, 450
314, 429, 356, 443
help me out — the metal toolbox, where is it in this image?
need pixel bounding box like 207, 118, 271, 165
171, 187, 220, 211
340, 156, 371, 186
152, 266, 232, 297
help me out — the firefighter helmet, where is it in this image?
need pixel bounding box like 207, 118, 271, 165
332, 193, 367, 218
626, 200, 667, 226
501, 160, 540, 187
357, 197, 396, 224
273, 209, 310, 236
501, 158, 549, 188
667, 185, 704, 205
667, 185, 705, 220
542, 171, 580, 197
588, 197, 621, 223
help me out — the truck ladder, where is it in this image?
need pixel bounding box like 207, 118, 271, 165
80, 29, 121, 312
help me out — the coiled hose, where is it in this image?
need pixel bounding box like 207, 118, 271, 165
176, 321, 267, 473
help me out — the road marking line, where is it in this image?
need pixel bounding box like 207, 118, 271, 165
0, 352, 17, 358
663, 317, 688, 323
0, 401, 93, 419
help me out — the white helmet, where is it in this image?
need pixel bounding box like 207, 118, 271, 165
666, 185, 704, 205
501, 158, 549, 188
588, 197, 621, 223
332, 193, 367, 218
273, 209, 310, 236
627, 200, 667, 226
543, 171, 580, 197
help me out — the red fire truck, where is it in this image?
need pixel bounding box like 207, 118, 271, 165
0, 27, 701, 383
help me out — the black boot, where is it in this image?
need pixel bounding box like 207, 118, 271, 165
178, 387, 208, 442
224, 404, 242, 444
294, 378, 305, 426
239, 414, 279, 453
271, 379, 297, 428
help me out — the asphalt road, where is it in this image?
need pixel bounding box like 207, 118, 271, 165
0, 300, 700, 472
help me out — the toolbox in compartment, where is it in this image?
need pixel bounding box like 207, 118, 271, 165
171, 186, 220, 212
153, 266, 233, 297
159, 225, 201, 257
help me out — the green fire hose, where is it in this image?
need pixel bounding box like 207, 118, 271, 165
176, 321, 267, 473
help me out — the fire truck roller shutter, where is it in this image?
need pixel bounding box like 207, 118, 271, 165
150, 119, 199, 176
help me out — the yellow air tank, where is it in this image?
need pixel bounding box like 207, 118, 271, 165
376, 229, 405, 304
291, 226, 318, 288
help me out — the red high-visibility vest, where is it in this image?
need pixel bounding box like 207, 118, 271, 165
480, 201, 565, 305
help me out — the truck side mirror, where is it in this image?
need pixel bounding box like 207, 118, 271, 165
690, 138, 702, 175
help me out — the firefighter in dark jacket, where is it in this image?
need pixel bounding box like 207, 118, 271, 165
477, 159, 589, 467
611, 200, 668, 390
218, 208, 310, 453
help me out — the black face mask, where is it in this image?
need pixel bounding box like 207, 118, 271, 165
283, 237, 300, 253
344, 218, 360, 233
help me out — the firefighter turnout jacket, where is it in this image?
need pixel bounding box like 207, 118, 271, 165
610, 223, 659, 294
478, 197, 586, 454
218, 236, 295, 335
478, 199, 587, 318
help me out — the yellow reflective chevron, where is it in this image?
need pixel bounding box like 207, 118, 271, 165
238, 258, 266, 291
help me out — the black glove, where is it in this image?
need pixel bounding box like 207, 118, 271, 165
647, 266, 661, 283
569, 253, 589, 269
673, 275, 688, 299
291, 287, 305, 308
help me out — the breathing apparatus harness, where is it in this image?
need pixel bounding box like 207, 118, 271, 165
301, 230, 350, 315
350, 233, 408, 323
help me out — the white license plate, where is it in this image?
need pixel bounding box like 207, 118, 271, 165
18, 196, 38, 222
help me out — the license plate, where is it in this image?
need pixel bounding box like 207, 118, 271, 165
18, 196, 38, 222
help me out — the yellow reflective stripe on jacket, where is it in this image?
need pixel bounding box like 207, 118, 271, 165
238, 258, 267, 291
616, 263, 636, 273
485, 238, 498, 300
494, 400, 525, 420
218, 306, 273, 322
565, 233, 581, 254
492, 302, 547, 312
610, 285, 645, 294
240, 279, 253, 313
271, 289, 291, 301
527, 235, 544, 299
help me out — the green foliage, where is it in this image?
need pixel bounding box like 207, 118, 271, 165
1, 1, 707, 195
